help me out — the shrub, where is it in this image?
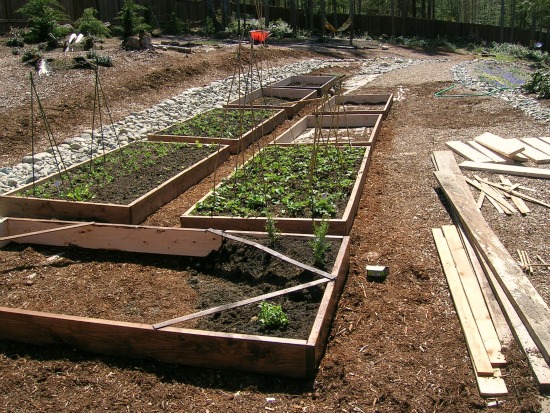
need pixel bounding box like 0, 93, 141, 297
86, 50, 113, 67
523, 70, 550, 98
116, 0, 149, 40
258, 301, 288, 329
17, 0, 69, 44
21, 47, 43, 63
264, 214, 280, 246
5, 28, 25, 47
267, 19, 293, 39
75, 8, 111, 38
164, 12, 187, 35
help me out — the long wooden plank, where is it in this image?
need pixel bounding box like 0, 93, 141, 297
463, 177, 514, 214
475, 370, 509, 397
442, 225, 506, 366
446, 141, 492, 163
459, 161, 550, 179
473, 177, 550, 208
0, 221, 94, 241
457, 225, 513, 345
474, 132, 525, 157
540, 137, 550, 145
477, 251, 550, 391
0, 307, 312, 378
152, 278, 330, 329
434, 169, 550, 364
522, 138, 550, 157
3, 218, 222, 257
507, 138, 550, 164
468, 141, 513, 164
432, 227, 495, 376
499, 176, 530, 214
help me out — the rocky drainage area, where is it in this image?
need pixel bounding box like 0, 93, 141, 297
1, 56, 548, 195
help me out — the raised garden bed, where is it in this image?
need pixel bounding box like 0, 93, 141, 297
180, 145, 371, 235
224, 87, 317, 118
0, 142, 230, 224
267, 75, 340, 97
271, 113, 383, 146
148, 108, 286, 154
315, 93, 394, 119
0, 218, 350, 378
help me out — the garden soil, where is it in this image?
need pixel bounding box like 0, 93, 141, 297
0, 37, 549, 412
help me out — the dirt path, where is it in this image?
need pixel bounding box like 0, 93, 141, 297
0, 38, 548, 411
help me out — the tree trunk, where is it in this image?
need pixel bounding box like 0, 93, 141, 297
349, 0, 354, 45
308, 0, 314, 31
391, 0, 395, 36
264, 0, 270, 27
510, 0, 515, 42
412, 0, 416, 18
401, 0, 407, 36
421, 0, 426, 18
530, 5, 536, 46
290, 0, 297, 32
499, 0, 505, 42
332, 0, 337, 27
320, 0, 326, 37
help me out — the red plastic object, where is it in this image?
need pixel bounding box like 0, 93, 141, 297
249, 30, 270, 43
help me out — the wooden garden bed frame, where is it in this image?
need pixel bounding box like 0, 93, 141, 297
267, 75, 340, 97
147, 108, 286, 154
315, 94, 394, 119
180, 146, 372, 235
271, 114, 383, 146
0, 218, 350, 378
0, 144, 230, 225
224, 87, 318, 118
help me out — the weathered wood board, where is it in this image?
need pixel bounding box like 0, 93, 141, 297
0, 144, 230, 225
522, 137, 550, 156
271, 114, 383, 146
0, 222, 350, 378
446, 141, 492, 163
474, 132, 526, 159
467, 141, 513, 164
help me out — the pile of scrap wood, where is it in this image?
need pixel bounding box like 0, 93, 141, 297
446, 132, 550, 164
431, 150, 550, 397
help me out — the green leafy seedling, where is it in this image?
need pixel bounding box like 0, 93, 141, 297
264, 213, 280, 246
258, 301, 288, 329
311, 220, 329, 268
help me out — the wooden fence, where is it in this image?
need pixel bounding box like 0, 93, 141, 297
1, 0, 547, 50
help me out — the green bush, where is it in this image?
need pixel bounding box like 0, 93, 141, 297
258, 302, 288, 329
75, 8, 110, 38
21, 47, 43, 63
310, 220, 329, 267
267, 19, 293, 39
116, 0, 149, 40
164, 12, 187, 35
17, 0, 69, 44
86, 50, 113, 67
5, 28, 25, 47
523, 70, 550, 98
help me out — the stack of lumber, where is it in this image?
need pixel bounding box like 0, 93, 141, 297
445, 132, 550, 165
432, 150, 550, 394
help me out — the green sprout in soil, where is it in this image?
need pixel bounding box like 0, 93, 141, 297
265, 213, 281, 246
311, 219, 330, 268
167, 108, 275, 139
258, 301, 288, 329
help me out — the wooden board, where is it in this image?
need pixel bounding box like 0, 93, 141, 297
0, 218, 222, 257
267, 75, 340, 97
459, 161, 550, 179
522, 138, 550, 156
474, 132, 525, 158
506, 138, 550, 164
478, 249, 550, 391
0, 230, 351, 378
271, 114, 383, 146
446, 141, 492, 163
540, 137, 550, 145
467, 141, 513, 164
224, 87, 317, 118
499, 176, 530, 214
433, 167, 550, 364
441, 225, 506, 366
315, 94, 394, 119
0, 144, 230, 224
180, 146, 372, 236
148, 109, 286, 154
432, 228, 495, 376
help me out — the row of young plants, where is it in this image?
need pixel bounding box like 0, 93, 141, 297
193, 145, 364, 218
21, 141, 217, 204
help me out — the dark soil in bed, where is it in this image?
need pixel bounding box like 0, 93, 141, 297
0, 235, 340, 340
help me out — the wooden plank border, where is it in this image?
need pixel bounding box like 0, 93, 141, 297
224, 87, 318, 118
0, 143, 231, 225
0, 221, 350, 378
148, 109, 286, 154
271, 114, 383, 146
315, 94, 394, 119
180, 146, 372, 235
267, 75, 340, 97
